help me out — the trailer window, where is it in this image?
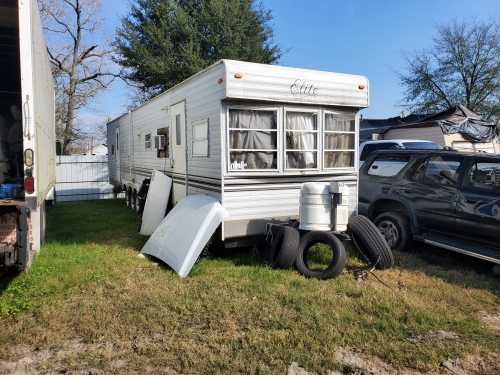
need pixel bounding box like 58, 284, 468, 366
145, 133, 152, 149
192, 119, 209, 157
285, 111, 318, 169
324, 114, 355, 168
175, 114, 182, 145
228, 109, 278, 170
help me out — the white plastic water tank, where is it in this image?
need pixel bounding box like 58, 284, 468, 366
299, 182, 332, 231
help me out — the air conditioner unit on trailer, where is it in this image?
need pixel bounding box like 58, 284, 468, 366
154, 135, 166, 150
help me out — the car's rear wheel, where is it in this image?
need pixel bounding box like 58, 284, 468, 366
374, 212, 410, 252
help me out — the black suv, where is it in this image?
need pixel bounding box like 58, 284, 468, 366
359, 150, 500, 265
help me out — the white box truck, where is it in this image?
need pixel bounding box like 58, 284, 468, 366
0, 0, 56, 270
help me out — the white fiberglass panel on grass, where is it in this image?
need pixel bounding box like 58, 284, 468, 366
140, 171, 172, 236
141, 195, 228, 278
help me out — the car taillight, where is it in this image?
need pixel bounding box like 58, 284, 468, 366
24, 177, 34, 194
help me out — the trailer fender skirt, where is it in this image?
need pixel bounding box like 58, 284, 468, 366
140, 171, 171, 236
141, 195, 229, 278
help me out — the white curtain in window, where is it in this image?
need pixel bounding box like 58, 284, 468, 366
286, 112, 316, 168
325, 152, 354, 168
325, 134, 354, 149
229, 110, 276, 169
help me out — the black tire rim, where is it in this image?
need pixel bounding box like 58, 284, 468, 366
377, 220, 399, 248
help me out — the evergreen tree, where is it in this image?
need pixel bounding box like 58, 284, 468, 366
115, 0, 281, 99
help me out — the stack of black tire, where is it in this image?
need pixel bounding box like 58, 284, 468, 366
264, 215, 394, 280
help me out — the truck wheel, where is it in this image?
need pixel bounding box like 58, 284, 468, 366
295, 231, 347, 279
270, 226, 300, 269
374, 212, 410, 252
348, 215, 394, 270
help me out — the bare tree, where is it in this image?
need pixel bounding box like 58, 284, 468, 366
38, 0, 118, 154
400, 21, 500, 119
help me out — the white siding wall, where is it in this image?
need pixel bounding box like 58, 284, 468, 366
128, 65, 225, 181
108, 63, 226, 195
222, 177, 358, 238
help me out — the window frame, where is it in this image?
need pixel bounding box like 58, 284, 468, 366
283, 107, 321, 171
413, 155, 464, 188
463, 158, 500, 194
226, 105, 282, 173
144, 133, 152, 150
323, 111, 357, 170
366, 154, 411, 178
192, 118, 210, 158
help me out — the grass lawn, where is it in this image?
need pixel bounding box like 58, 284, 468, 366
0, 200, 499, 374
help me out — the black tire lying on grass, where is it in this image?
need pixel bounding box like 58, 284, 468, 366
295, 231, 347, 279
348, 215, 395, 270
269, 225, 300, 269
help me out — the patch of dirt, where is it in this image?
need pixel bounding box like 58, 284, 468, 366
442, 352, 500, 375
3, 340, 499, 375
288, 349, 422, 375
479, 312, 500, 331
0, 338, 182, 375
288, 348, 500, 375
407, 330, 459, 343
333, 348, 421, 374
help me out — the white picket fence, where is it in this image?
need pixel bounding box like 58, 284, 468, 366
55, 155, 114, 202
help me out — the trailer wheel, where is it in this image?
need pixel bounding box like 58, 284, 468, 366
126, 188, 132, 208
270, 226, 300, 269
295, 231, 347, 279
348, 215, 394, 270
132, 190, 138, 212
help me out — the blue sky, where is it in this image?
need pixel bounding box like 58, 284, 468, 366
82, 0, 500, 128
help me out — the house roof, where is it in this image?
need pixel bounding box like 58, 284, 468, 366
381, 105, 498, 143
359, 113, 428, 141
382, 105, 491, 131
361, 105, 498, 143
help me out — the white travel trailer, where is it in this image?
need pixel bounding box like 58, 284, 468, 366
107, 60, 368, 244
0, 0, 56, 269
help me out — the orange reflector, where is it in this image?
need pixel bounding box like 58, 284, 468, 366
24, 176, 34, 194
